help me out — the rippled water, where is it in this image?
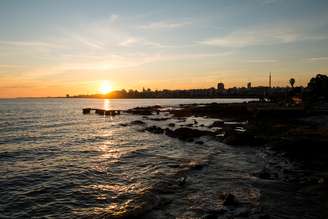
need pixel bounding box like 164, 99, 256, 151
0, 98, 321, 218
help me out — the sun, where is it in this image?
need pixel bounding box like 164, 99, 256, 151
98, 81, 113, 94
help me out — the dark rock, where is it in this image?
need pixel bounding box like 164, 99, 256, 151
209, 120, 224, 128
220, 193, 239, 206
168, 123, 175, 127
223, 131, 256, 146
127, 105, 161, 115
170, 109, 193, 117
195, 140, 204, 145
234, 207, 250, 217
255, 168, 273, 180
82, 108, 91, 114
177, 176, 187, 186
131, 120, 146, 125
95, 109, 105, 115
185, 123, 194, 127
149, 117, 170, 121
189, 161, 208, 170
145, 126, 165, 134
165, 128, 215, 141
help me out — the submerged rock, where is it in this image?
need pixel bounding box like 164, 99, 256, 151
222, 130, 262, 146
168, 123, 175, 127
149, 117, 170, 121
165, 128, 215, 141
127, 105, 161, 115
254, 168, 276, 180
145, 126, 165, 134
177, 176, 187, 186
131, 120, 146, 125
220, 193, 239, 206
209, 120, 224, 128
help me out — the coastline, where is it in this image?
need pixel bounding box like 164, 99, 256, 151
115, 101, 328, 218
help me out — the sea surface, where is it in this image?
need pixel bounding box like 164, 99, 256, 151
0, 98, 321, 218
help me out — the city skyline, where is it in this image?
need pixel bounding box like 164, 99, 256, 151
1, 0, 328, 97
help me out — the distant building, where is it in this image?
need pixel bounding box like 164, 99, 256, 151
217, 82, 225, 92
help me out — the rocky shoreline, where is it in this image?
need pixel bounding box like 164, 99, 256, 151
118, 102, 328, 218
126, 102, 328, 160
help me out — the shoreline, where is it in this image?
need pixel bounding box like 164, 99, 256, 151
117, 101, 328, 218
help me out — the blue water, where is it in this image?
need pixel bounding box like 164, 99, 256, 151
0, 98, 320, 218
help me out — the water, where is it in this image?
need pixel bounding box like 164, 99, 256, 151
0, 98, 321, 218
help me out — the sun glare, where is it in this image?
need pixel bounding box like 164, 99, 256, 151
98, 81, 112, 94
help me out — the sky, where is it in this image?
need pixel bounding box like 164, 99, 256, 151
0, 0, 328, 97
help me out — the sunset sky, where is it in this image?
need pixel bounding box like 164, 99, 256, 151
0, 0, 328, 97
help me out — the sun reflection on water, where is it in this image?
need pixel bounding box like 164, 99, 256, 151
103, 99, 111, 110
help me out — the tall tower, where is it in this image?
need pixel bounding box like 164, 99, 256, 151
269, 72, 272, 88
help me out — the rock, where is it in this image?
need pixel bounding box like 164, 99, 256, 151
177, 176, 187, 186
130, 120, 146, 125
145, 126, 165, 134
223, 131, 256, 146
220, 193, 239, 206
209, 120, 224, 128
185, 123, 194, 127
170, 109, 193, 117
149, 117, 170, 121
95, 109, 105, 115
233, 207, 250, 217
165, 128, 215, 141
127, 105, 161, 115
82, 108, 91, 114
168, 123, 175, 127
255, 168, 273, 180
195, 140, 204, 145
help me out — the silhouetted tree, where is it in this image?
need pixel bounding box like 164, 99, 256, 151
307, 74, 328, 100
289, 78, 295, 88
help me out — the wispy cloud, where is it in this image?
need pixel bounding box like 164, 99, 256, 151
66, 33, 105, 49
244, 59, 278, 63
0, 64, 23, 68
0, 40, 59, 48
48, 51, 232, 73
200, 26, 327, 48
139, 21, 191, 30
119, 37, 139, 47
307, 57, 328, 61
109, 14, 119, 23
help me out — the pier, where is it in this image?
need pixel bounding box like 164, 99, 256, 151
82, 108, 121, 116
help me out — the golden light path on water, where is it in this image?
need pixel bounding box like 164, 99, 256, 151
103, 99, 111, 110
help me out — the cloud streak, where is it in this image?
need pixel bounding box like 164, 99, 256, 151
200, 26, 327, 48
139, 21, 191, 30
308, 57, 328, 61
244, 59, 278, 63
0, 40, 60, 48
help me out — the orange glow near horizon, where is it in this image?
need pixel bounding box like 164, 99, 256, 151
98, 81, 113, 94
